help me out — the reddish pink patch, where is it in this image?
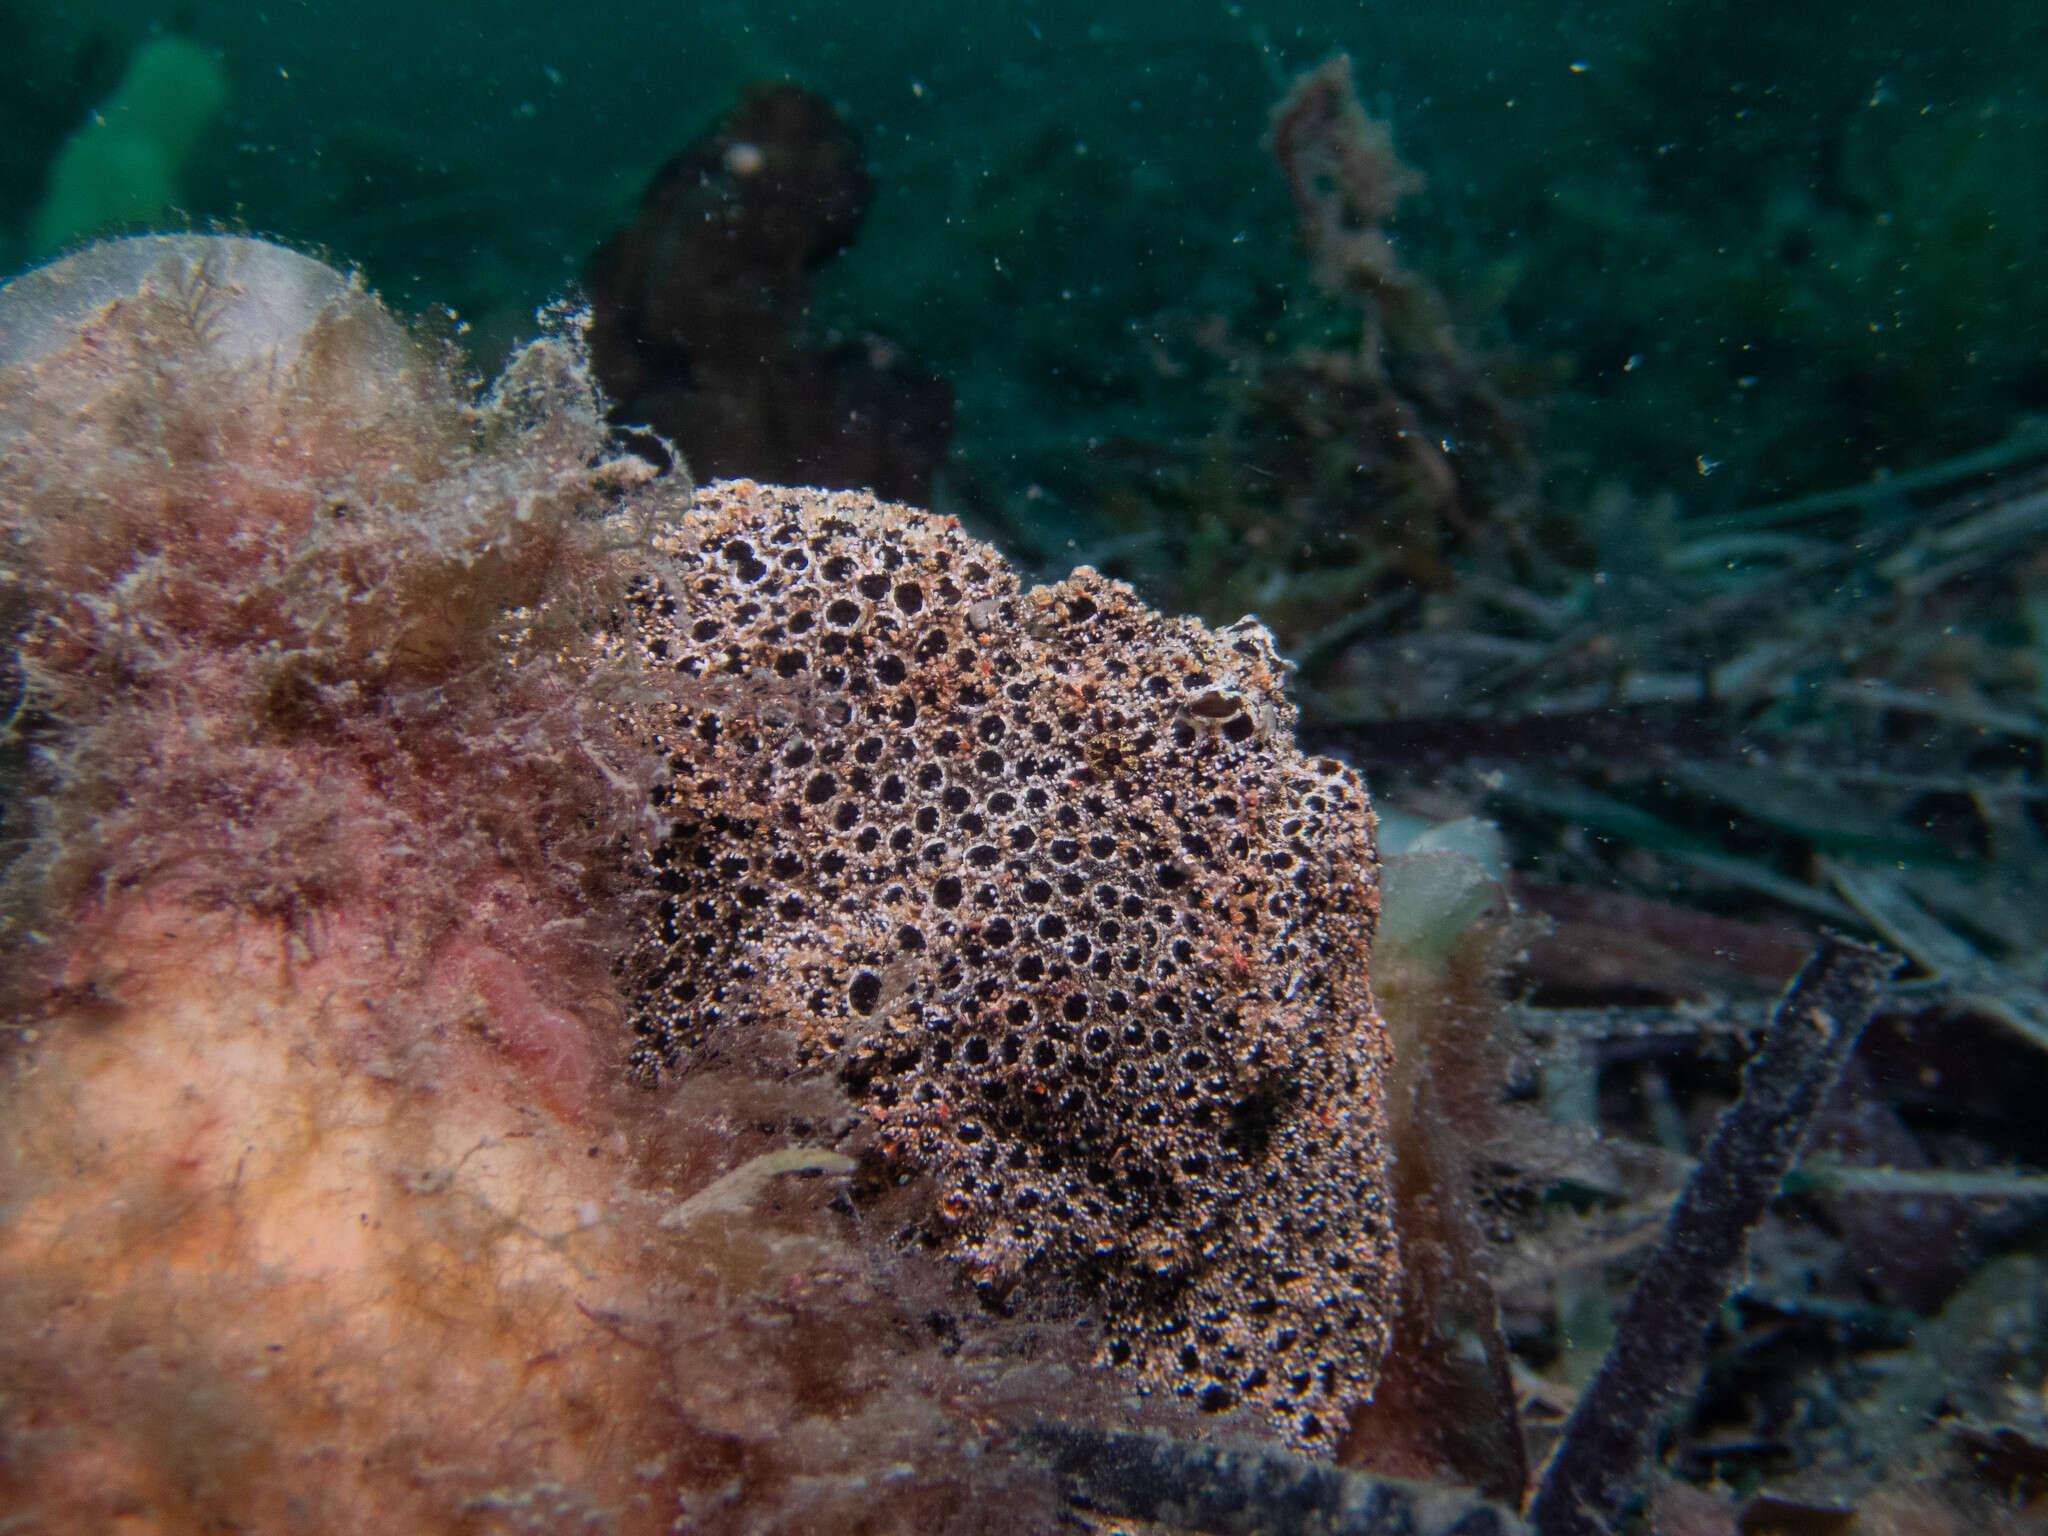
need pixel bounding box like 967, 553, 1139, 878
458, 943, 597, 1118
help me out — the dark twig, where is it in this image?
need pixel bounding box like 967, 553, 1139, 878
1024, 1420, 1528, 1535
1525, 935, 1900, 1536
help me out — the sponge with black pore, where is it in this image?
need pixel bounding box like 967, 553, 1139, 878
607, 479, 1400, 1450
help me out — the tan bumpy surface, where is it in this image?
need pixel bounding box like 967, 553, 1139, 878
609, 479, 1398, 1448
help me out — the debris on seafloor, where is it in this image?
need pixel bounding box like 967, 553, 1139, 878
1025, 1418, 1528, 1535
1527, 937, 1899, 1536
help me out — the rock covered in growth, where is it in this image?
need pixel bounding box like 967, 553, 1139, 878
611, 480, 1398, 1449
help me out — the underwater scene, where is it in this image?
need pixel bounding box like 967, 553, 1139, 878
2, 2, 2046, 1532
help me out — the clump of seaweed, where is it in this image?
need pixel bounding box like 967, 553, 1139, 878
1077, 53, 1560, 668
0, 235, 647, 1030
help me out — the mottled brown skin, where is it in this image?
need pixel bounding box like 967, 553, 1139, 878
610, 480, 1398, 1449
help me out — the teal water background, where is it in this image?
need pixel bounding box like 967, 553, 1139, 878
6, 1, 2045, 545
